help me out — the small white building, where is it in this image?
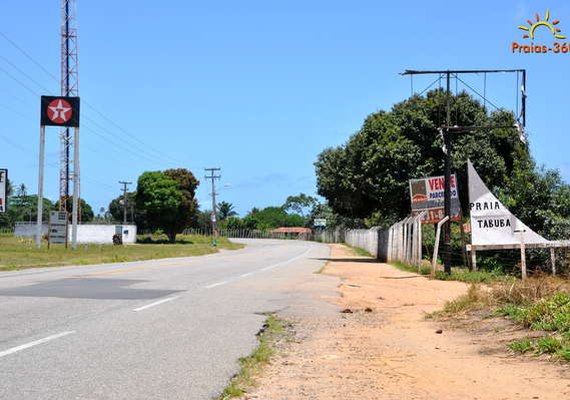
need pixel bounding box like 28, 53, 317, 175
15, 222, 137, 244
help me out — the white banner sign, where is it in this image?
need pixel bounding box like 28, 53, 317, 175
0, 169, 7, 213
468, 160, 548, 246
314, 218, 327, 227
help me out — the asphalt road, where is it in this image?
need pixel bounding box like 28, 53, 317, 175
0, 239, 339, 400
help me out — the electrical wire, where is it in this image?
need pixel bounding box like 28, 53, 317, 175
0, 30, 191, 167
454, 75, 502, 112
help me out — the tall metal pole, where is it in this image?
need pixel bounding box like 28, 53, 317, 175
521, 70, 527, 128
71, 127, 80, 249
204, 168, 221, 246
119, 181, 132, 224
443, 72, 452, 274
36, 126, 46, 249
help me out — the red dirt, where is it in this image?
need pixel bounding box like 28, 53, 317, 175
241, 244, 570, 400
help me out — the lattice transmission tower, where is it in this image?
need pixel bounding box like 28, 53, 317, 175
59, 0, 79, 211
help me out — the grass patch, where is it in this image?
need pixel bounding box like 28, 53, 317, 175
508, 337, 534, 353
219, 314, 290, 399
390, 260, 505, 283
429, 284, 492, 318
536, 336, 562, 355
433, 274, 570, 363
345, 244, 373, 258
0, 234, 244, 271
391, 260, 432, 275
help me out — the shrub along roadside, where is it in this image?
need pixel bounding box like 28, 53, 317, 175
390, 260, 508, 284
431, 276, 570, 363
218, 314, 291, 399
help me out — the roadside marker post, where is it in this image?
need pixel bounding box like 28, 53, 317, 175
431, 216, 450, 279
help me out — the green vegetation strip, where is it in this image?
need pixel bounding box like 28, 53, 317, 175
219, 314, 291, 400
345, 244, 373, 258
0, 234, 244, 271
430, 275, 570, 363
390, 260, 509, 284
497, 292, 570, 361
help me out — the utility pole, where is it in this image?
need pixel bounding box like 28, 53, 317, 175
119, 181, 132, 224
401, 69, 526, 274
204, 168, 221, 246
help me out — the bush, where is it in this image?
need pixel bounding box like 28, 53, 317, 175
112, 234, 123, 246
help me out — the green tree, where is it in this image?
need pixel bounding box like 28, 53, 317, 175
54, 198, 95, 222
282, 193, 318, 217
243, 206, 305, 230
217, 201, 237, 220
108, 192, 145, 226
315, 89, 531, 228
135, 169, 199, 242
0, 194, 55, 227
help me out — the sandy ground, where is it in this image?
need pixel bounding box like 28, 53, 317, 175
241, 244, 570, 400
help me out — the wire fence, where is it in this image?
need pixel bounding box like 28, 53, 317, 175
0, 227, 14, 235
181, 228, 310, 240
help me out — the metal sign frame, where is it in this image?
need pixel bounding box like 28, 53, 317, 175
40, 96, 80, 127
37, 95, 80, 249
48, 211, 69, 247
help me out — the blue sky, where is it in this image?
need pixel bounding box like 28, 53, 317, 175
1, 1, 569, 216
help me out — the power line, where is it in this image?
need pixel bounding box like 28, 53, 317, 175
0, 30, 189, 167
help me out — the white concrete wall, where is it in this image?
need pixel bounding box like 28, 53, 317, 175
15, 223, 137, 244
345, 228, 380, 258
14, 224, 48, 238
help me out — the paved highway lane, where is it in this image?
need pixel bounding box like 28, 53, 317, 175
0, 239, 339, 400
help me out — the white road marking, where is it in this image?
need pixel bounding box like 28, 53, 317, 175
204, 246, 314, 288
260, 248, 313, 272
204, 281, 228, 289
133, 296, 179, 312
0, 331, 76, 359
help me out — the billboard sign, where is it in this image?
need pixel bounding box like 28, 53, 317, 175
0, 169, 6, 213
49, 211, 68, 245
468, 160, 548, 246
40, 96, 80, 127
314, 218, 327, 227
409, 174, 461, 224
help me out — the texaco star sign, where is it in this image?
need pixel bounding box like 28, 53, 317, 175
47, 99, 73, 124
40, 96, 80, 127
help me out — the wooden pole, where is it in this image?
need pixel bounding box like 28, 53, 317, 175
515, 230, 527, 279
550, 248, 556, 276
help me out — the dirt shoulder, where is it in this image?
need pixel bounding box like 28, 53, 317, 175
241, 244, 570, 400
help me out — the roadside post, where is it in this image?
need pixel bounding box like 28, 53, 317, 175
0, 168, 7, 214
